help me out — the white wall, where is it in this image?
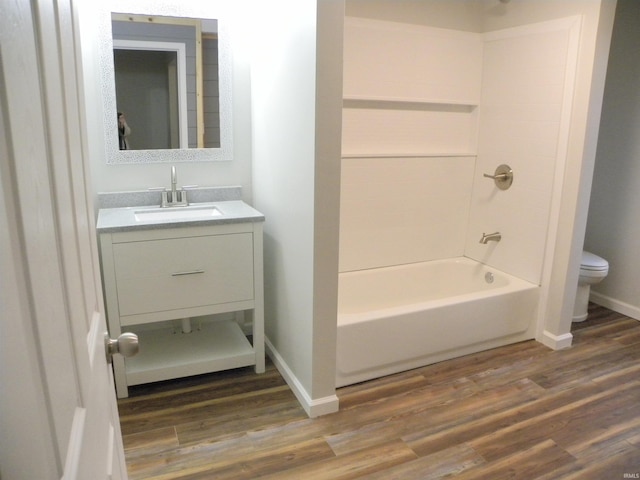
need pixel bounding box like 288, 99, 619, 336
585, 0, 640, 320
249, 0, 343, 416
80, 2, 254, 203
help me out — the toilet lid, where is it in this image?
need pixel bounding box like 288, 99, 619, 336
581, 251, 608, 271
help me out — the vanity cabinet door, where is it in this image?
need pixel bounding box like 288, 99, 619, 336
112, 232, 254, 316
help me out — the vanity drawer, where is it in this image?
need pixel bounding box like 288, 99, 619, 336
112, 232, 254, 316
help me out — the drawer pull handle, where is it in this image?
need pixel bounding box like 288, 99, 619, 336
171, 269, 205, 276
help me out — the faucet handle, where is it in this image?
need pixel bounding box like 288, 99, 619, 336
161, 190, 170, 208
483, 164, 513, 190
176, 189, 188, 205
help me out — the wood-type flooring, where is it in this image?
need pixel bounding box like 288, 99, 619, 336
118, 304, 640, 479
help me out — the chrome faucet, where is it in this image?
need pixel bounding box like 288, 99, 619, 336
161, 165, 188, 207
171, 165, 177, 198
480, 232, 501, 244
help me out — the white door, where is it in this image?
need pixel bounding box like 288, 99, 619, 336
0, 0, 128, 478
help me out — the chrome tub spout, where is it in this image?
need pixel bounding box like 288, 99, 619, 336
480, 232, 501, 244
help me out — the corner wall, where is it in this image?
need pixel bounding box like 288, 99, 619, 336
465, 17, 582, 286
467, 0, 616, 347
249, 0, 343, 417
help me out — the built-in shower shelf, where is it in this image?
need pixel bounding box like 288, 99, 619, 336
343, 95, 478, 110
342, 94, 479, 160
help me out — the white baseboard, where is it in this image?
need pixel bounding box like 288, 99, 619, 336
540, 330, 573, 350
264, 336, 339, 418
590, 292, 640, 321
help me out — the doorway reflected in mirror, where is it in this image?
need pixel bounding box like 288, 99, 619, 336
111, 14, 220, 150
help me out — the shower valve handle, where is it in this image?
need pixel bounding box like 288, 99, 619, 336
483, 172, 509, 180
483, 164, 513, 190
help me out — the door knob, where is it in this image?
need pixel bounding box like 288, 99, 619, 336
105, 332, 139, 363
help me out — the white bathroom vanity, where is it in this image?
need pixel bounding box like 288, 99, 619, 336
97, 189, 264, 398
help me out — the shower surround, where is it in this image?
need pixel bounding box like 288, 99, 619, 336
338, 16, 581, 386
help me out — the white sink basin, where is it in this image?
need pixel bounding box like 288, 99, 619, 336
134, 205, 223, 222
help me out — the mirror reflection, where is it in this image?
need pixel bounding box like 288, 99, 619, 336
111, 14, 220, 150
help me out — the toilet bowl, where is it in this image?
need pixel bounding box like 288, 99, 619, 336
572, 251, 609, 322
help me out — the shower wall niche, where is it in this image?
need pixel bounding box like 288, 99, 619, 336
340, 15, 581, 285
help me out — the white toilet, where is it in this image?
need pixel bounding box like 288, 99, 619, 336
572, 250, 609, 322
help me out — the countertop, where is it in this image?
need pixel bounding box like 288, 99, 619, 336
97, 200, 265, 233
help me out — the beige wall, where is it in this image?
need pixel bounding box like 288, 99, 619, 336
345, 0, 483, 32
340, 19, 481, 272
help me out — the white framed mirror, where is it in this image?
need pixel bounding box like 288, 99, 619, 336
100, 0, 234, 164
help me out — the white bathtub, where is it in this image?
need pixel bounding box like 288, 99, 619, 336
336, 257, 539, 387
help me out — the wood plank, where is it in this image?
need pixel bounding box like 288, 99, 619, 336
175, 398, 306, 446
553, 391, 640, 453
122, 426, 178, 452
117, 306, 640, 480
558, 445, 640, 480
130, 437, 336, 480
337, 371, 430, 410
119, 364, 286, 412
467, 339, 617, 389
125, 434, 255, 480
329, 378, 543, 456
591, 362, 640, 389
469, 381, 640, 462
567, 424, 640, 461
616, 327, 640, 346
628, 432, 640, 447
256, 440, 417, 480
414, 339, 550, 385
529, 344, 640, 389
406, 380, 604, 457
328, 377, 480, 432
450, 439, 575, 480
359, 443, 484, 480
120, 385, 294, 434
